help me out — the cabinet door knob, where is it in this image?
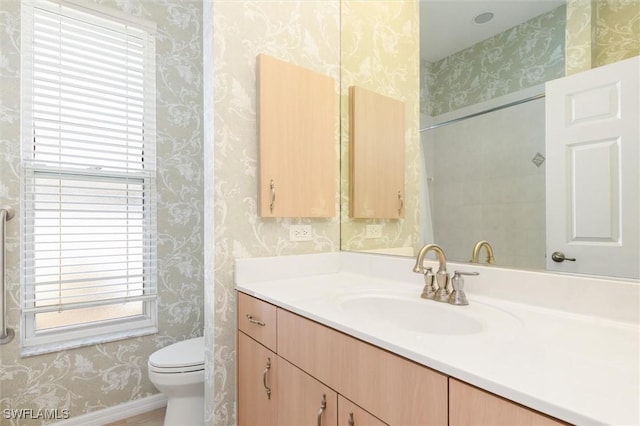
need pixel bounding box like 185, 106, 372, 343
262, 357, 272, 400
317, 394, 327, 426
347, 412, 355, 426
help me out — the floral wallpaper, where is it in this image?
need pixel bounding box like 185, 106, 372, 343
423, 5, 566, 116
211, 1, 340, 424
565, 0, 594, 75
340, 0, 421, 255
3, 0, 634, 424
0, 0, 204, 424
566, 0, 640, 75
594, 0, 640, 65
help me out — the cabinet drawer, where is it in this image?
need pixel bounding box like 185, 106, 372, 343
238, 292, 277, 351
277, 308, 448, 425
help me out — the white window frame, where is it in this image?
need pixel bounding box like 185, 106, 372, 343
20, 0, 158, 356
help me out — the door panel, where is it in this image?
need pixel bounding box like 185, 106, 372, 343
237, 332, 278, 426
545, 56, 639, 278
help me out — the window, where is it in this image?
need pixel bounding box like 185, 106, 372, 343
20, 0, 157, 354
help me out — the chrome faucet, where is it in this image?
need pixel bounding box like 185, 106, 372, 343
413, 244, 450, 302
470, 240, 495, 264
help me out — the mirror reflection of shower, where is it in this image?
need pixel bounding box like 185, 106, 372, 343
420, 88, 546, 270
417, 1, 565, 269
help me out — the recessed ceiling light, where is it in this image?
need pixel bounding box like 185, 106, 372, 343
474, 12, 494, 24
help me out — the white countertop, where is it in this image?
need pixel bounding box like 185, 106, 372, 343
235, 252, 640, 426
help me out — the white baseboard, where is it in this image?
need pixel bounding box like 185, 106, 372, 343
55, 393, 167, 426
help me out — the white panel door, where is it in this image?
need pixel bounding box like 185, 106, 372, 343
545, 56, 639, 279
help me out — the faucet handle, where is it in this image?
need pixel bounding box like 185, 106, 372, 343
449, 271, 479, 306
432, 270, 451, 303
420, 267, 437, 299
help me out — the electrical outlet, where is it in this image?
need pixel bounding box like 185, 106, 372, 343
289, 224, 313, 242
365, 224, 383, 239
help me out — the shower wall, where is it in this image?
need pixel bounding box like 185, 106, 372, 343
422, 95, 546, 270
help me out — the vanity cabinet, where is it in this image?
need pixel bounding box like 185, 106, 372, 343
237, 294, 381, 426
237, 293, 566, 426
449, 379, 568, 426
277, 308, 447, 425
238, 331, 339, 426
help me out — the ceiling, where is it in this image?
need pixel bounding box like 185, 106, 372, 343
420, 0, 566, 62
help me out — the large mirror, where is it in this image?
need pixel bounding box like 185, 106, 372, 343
419, 0, 565, 271
340, 0, 640, 278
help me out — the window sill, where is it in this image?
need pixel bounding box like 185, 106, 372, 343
20, 326, 158, 357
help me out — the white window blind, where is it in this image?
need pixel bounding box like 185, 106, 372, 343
21, 0, 157, 353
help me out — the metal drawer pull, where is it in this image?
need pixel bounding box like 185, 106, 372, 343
317, 394, 327, 426
246, 314, 266, 326
347, 412, 355, 426
263, 357, 271, 400
397, 190, 404, 214
269, 179, 276, 213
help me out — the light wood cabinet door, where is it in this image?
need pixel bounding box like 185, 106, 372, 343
449, 379, 568, 426
237, 332, 278, 426
257, 54, 337, 218
277, 309, 448, 425
276, 358, 338, 426
338, 395, 388, 426
349, 85, 405, 219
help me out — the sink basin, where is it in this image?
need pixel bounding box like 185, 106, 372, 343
339, 294, 485, 335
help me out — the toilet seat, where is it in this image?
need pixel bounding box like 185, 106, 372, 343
149, 336, 204, 374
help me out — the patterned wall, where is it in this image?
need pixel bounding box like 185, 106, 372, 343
566, 0, 640, 75
594, 0, 640, 66
2, 0, 635, 424
340, 0, 421, 255
565, 0, 594, 75
423, 5, 566, 116
210, 1, 341, 423
0, 0, 204, 424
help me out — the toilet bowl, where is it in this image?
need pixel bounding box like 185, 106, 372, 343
148, 336, 205, 426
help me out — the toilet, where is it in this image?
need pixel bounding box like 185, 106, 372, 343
148, 336, 205, 426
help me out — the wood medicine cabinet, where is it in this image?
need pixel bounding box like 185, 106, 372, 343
257, 54, 337, 218
349, 86, 405, 219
